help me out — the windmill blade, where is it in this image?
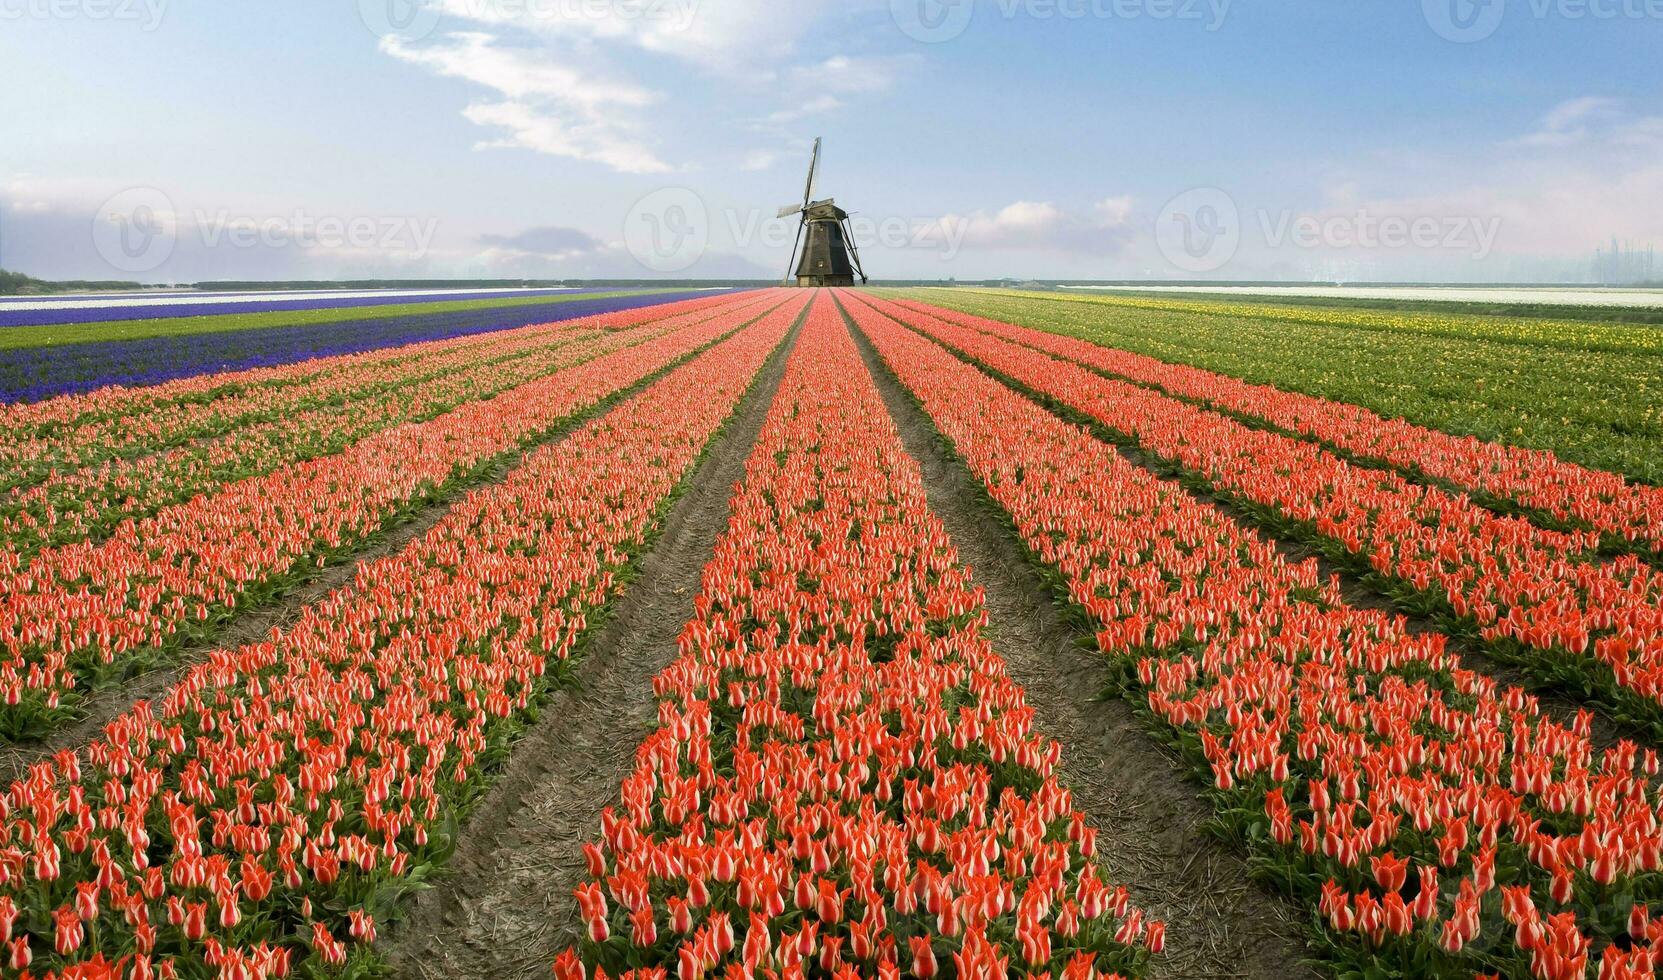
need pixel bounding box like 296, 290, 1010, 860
784, 214, 806, 284
777, 203, 804, 219
800, 137, 821, 211
842, 216, 869, 285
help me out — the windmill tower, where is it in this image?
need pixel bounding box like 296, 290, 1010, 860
779, 138, 868, 287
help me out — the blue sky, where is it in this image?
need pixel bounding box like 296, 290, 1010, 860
2, 0, 1659, 281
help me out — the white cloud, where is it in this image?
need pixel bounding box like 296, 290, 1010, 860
375, 5, 902, 176
430, 0, 861, 73
380, 32, 670, 173
756, 53, 911, 123
925, 197, 1138, 253
462, 99, 672, 173
381, 32, 654, 106
1513, 96, 1622, 148
765, 95, 844, 125
790, 54, 912, 95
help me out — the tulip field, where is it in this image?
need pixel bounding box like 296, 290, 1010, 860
0, 288, 709, 403
1, 286, 1661, 980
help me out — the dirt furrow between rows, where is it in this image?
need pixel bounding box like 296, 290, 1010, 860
378, 319, 803, 980
846, 316, 1318, 980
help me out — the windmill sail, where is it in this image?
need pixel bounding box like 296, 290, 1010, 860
776, 138, 821, 219
803, 138, 820, 211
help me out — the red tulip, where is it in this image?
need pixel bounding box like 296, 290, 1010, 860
1145, 920, 1167, 953
910, 937, 938, 978
9, 936, 32, 969
54, 904, 84, 955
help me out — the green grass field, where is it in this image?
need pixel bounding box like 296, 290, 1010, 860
886, 287, 1663, 484
0, 289, 678, 351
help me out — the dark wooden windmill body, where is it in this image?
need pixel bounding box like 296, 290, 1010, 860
779, 138, 868, 287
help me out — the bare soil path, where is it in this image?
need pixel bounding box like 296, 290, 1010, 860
378, 320, 802, 980
845, 313, 1319, 980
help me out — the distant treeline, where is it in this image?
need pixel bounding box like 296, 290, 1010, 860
0, 269, 142, 296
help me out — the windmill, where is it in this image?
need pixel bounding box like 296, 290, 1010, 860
778, 137, 868, 287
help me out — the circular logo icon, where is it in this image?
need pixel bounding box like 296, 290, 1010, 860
1155, 187, 1240, 275
92, 187, 177, 275
358, 0, 441, 41
890, 0, 974, 43
624, 187, 708, 274
1422, 0, 1505, 42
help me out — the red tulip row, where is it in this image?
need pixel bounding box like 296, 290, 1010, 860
886, 297, 1663, 560
843, 290, 1663, 980
0, 292, 749, 493
0, 291, 791, 739
0, 324, 637, 556
0, 292, 804, 980
555, 296, 1159, 980
847, 293, 1663, 725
